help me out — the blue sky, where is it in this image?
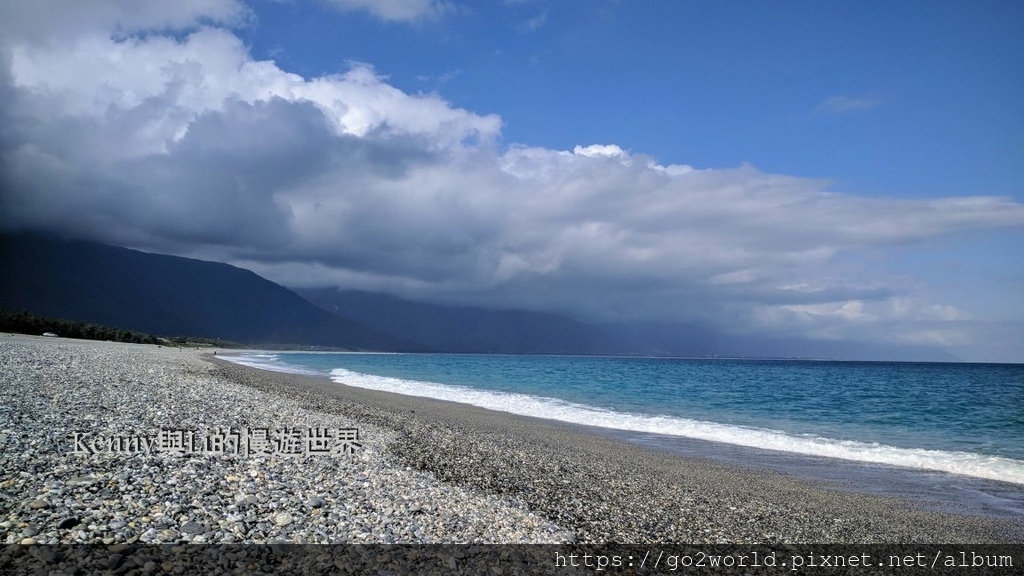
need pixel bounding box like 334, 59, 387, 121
245, 0, 1023, 198
1, 0, 1022, 361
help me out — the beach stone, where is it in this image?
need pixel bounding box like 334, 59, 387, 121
19, 537, 37, 545
27, 499, 49, 509
1, 335, 1015, 553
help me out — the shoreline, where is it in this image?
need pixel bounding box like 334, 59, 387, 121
2, 334, 1021, 544
1, 335, 567, 545
221, 350, 1024, 522
208, 351, 1024, 543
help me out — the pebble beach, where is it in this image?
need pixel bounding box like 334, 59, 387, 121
2, 334, 1021, 547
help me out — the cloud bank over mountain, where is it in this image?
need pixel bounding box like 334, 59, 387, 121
2, 0, 1022, 361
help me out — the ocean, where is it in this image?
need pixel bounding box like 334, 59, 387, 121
225, 352, 1024, 519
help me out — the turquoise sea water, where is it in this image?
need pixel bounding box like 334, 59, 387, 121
228, 350, 1024, 516
226, 352, 1024, 515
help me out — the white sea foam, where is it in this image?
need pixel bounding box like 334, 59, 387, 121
222, 353, 326, 377
329, 367, 1024, 485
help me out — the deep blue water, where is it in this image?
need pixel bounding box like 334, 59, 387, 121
228, 353, 1024, 486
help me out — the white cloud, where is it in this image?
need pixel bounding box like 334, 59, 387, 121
573, 144, 627, 159
516, 9, 547, 33
1, 0, 1022, 359
709, 269, 757, 285
321, 0, 450, 22
0, 0, 249, 44
7, 31, 500, 158
418, 68, 463, 89
748, 296, 980, 349
783, 301, 871, 322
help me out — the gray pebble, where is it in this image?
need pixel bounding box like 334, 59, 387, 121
2, 335, 1016, 549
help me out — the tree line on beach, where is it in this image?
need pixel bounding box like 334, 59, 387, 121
0, 309, 161, 344
1, 309, 249, 348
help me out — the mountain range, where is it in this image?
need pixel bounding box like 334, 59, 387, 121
0, 232, 957, 360
295, 287, 613, 354
0, 233, 406, 349
1, 232, 616, 353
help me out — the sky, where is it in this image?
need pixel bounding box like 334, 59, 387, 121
1, 0, 1022, 362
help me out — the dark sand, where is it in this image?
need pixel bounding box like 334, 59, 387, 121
209, 355, 1024, 543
